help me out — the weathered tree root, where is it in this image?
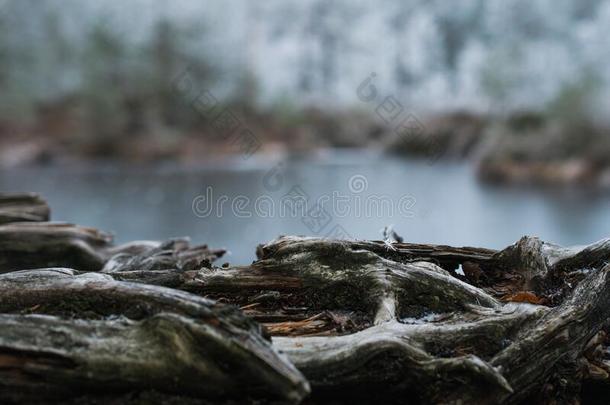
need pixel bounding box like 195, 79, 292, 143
0, 222, 113, 272
3, 194, 610, 403
94, 235, 610, 403
0, 269, 309, 403
0, 193, 50, 225
0, 195, 225, 273
0, 222, 224, 274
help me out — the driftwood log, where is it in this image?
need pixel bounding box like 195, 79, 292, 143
1, 193, 610, 404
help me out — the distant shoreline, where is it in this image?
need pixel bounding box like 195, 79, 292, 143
3, 110, 610, 190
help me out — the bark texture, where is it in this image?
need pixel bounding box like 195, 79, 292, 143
0, 193, 50, 225
2, 194, 610, 403
107, 236, 610, 403
0, 269, 308, 403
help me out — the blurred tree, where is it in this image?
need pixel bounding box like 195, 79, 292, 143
0, 0, 87, 127
145, 18, 213, 130
569, 0, 602, 20
298, 0, 360, 96
80, 20, 130, 145
149, 19, 190, 127
0, 0, 40, 123
388, 0, 417, 92
434, 0, 486, 92
78, 15, 214, 147
546, 70, 601, 126
479, 46, 525, 116
228, 2, 261, 114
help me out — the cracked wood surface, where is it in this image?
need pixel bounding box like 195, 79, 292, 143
2, 194, 610, 403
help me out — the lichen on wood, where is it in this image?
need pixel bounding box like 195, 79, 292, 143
2, 195, 610, 403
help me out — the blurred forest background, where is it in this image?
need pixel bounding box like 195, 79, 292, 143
3, 0, 610, 262
1, 0, 610, 187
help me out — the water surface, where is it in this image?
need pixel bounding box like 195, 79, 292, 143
2, 152, 609, 264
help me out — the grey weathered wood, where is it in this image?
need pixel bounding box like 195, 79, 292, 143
259, 236, 499, 269
0, 222, 224, 273
0, 192, 50, 224
487, 263, 610, 404
111, 235, 610, 403
2, 193, 610, 403
0, 269, 309, 403
0, 222, 112, 272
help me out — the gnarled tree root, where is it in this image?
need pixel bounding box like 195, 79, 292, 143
0, 222, 224, 273
94, 235, 610, 403
3, 195, 610, 404
0, 269, 309, 403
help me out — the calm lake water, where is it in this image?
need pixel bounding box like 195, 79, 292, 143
2, 151, 610, 264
